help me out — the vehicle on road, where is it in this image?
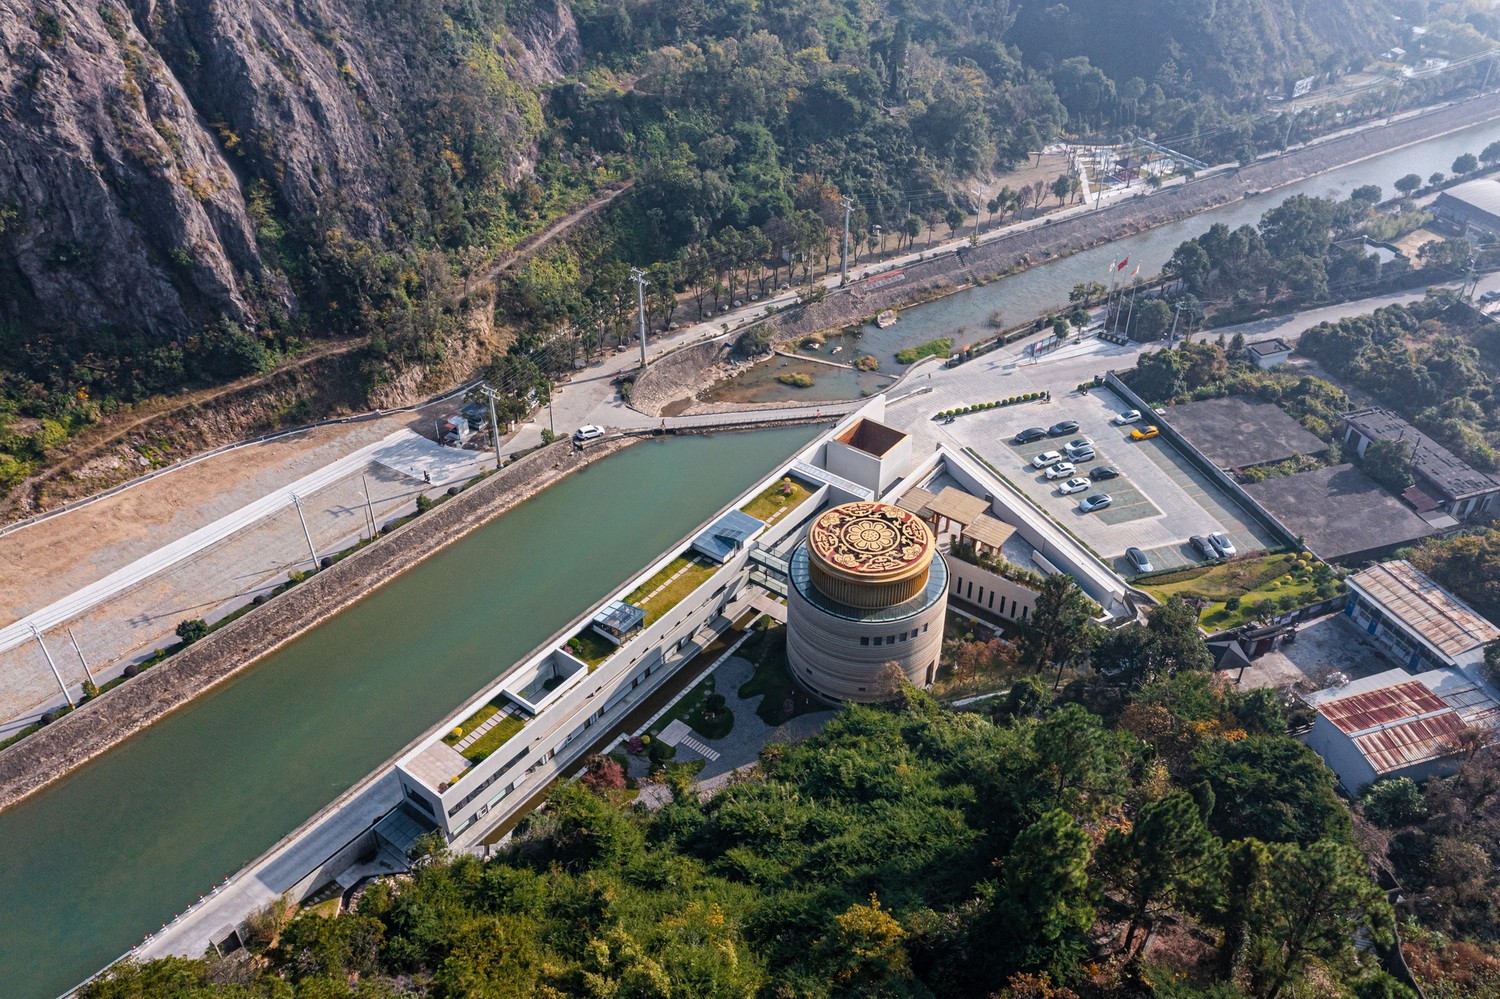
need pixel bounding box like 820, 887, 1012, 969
1113, 409, 1142, 425
1014, 427, 1048, 444
1058, 477, 1090, 495
1045, 462, 1077, 480
1190, 535, 1218, 560
1090, 466, 1121, 481
574, 425, 605, 442
1208, 532, 1238, 557
1032, 450, 1065, 468
1125, 547, 1153, 573
1130, 425, 1161, 440
1078, 493, 1113, 512
1048, 420, 1081, 437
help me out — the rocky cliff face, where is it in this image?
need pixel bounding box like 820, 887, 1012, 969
0, 0, 578, 357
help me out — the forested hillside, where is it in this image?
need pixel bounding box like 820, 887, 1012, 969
85, 664, 1420, 998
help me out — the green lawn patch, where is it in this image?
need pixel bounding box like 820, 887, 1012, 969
463, 714, 526, 763
653, 672, 736, 741
625, 556, 718, 626
565, 627, 619, 667
895, 337, 953, 364
444, 702, 500, 746
741, 477, 813, 524
737, 622, 819, 725
1138, 552, 1337, 631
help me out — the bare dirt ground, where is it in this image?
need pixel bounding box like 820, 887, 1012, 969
0, 415, 412, 627
980, 152, 1074, 205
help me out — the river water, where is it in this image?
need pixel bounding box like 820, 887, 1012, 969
0, 427, 817, 998
707, 117, 1500, 402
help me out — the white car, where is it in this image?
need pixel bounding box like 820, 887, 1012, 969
573, 425, 605, 441
1113, 409, 1142, 425
1032, 450, 1065, 468
1208, 532, 1238, 557
1058, 476, 1090, 495
1045, 461, 1077, 480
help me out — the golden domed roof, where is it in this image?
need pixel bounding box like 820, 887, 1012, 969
806, 502, 936, 607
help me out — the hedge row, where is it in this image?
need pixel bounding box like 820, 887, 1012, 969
935, 391, 1050, 419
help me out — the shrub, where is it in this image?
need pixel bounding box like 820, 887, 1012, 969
82, 679, 100, 700
122, 664, 141, 679
415, 494, 436, 514
450, 727, 464, 740
1225, 596, 1242, 611
175, 618, 210, 645
1361, 777, 1427, 827
648, 739, 676, 764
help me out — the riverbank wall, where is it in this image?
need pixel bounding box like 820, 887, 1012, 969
0, 436, 637, 812
631, 93, 1500, 416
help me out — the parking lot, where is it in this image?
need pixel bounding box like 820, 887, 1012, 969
943, 385, 1277, 573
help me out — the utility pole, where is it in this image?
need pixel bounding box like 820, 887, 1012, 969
290, 494, 319, 572
31, 625, 74, 708
477, 384, 504, 468
630, 267, 650, 368
1169, 301, 1183, 343
1482, 53, 1495, 95
360, 474, 377, 540
840, 195, 854, 286
67, 628, 95, 686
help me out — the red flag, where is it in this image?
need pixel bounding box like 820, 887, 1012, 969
1116, 257, 1129, 271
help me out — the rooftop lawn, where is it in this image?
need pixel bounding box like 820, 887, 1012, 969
565, 627, 619, 667
443, 701, 500, 746
625, 555, 718, 626
462, 714, 526, 764
1139, 551, 1335, 631
740, 476, 813, 525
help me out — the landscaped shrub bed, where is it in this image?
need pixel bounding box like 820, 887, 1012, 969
936, 391, 1050, 420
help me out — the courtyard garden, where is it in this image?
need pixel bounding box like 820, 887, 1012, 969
1138, 551, 1344, 631
736, 618, 820, 725
649, 670, 736, 741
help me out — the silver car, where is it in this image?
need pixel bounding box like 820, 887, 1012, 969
1032, 450, 1064, 469
1208, 532, 1238, 557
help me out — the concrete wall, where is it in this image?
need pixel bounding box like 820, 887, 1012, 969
1305, 714, 1378, 793
946, 557, 1038, 624
787, 569, 947, 703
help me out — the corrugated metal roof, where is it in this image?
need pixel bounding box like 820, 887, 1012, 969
1351, 711, 1468, 774
1349, 560, 1500, 660
1435, 178, 1500, 223
1319, 680, 1449, 735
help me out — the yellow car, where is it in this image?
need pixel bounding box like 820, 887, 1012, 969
1130, 424, 1160, 440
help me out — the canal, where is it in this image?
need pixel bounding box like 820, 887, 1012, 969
709, 116, 1500, 403
0, 426, 818, 998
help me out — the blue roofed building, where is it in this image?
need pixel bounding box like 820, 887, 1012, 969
691, 509, 765, 563
590, 600, 646, 645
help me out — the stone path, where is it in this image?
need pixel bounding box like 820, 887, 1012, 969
453, 703, 519, 752
658, 720, 721, 761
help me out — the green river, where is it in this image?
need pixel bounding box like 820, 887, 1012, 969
0, 427, 818, 998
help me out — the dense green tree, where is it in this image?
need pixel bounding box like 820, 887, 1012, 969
1019, 575, 1101, 682
1244, 841, 1392, 999
1132, 348, 1185, 401
1359, 777, 1427, 828
994, 809, 1096, 973
1394, 173, 1423, 197
1166, 239, 1211, 295
1360, 438, 1415, 492
1453, 152, 1479, 175
1099, 791, 1222, 953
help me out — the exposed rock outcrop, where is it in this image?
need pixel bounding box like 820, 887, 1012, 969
0, 0, 579, 352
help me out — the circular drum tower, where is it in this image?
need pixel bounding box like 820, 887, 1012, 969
786, 501, 948, 704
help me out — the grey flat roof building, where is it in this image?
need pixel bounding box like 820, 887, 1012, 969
1431, 178, 1500, 233
1243, 464, 1436, 562
1341, 407, 1500, 508
1165, 396, 1328, 469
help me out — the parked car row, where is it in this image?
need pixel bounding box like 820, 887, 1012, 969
1190, 532, 1238, 559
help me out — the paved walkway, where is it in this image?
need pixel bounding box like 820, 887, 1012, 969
453, 703, 521, 753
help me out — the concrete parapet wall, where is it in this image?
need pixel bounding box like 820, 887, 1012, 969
0, 436, 637, 813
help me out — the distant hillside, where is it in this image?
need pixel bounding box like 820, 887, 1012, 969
1009, 0, 1394, 99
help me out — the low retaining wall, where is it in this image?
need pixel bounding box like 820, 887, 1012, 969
0, 436, 637, 812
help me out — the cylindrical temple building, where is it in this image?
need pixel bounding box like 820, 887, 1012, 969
786, 501, 948, 704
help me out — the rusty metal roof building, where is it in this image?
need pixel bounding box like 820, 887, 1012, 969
1304, 664, 1500, 792
1346, 560, 1500, 668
